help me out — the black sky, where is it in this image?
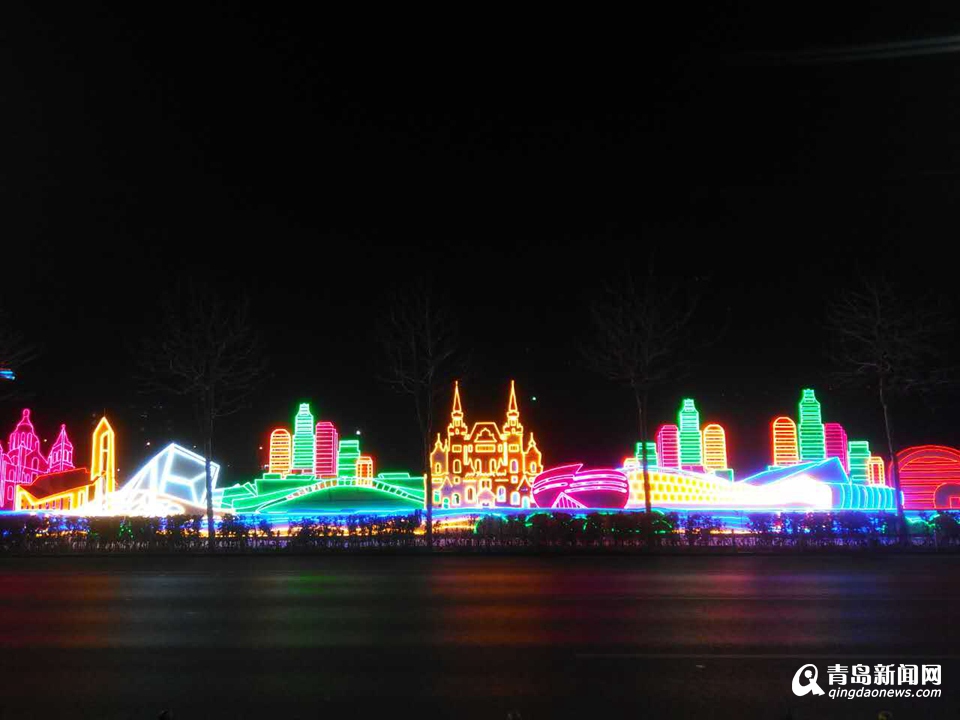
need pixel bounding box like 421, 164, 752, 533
4, 6, 960, 482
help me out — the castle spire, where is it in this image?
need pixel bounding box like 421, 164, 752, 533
452, 380, 462, 417
507, 380, 519, 423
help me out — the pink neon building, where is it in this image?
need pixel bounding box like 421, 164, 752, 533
1, 409, 49, 509
656, 424, 681, 469
824, 422, 848, 470
315, 421, 339, 478
47, 424, 75, 473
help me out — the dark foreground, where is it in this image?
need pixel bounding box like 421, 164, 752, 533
0, 556, 957, 719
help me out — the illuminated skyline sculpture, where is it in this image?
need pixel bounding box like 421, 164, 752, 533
678, 399, 702, 467
91, 417, 116, 495
848, 440, 871, 484
798, 389, 826, 462
532, 464, 630, 509
1, 409, 82, 509
431, 381, 542, 509
867, 455, 886, 485
338, 439, 360, 479
772, 417, 800, 467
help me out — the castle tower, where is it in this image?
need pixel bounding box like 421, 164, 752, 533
268, 428, 292, 476
771, 417, 799, 467
47, 424, 76, 473
8, 409, 41, 455
798, 389, 826, 462
678, 399, 703, 467
91, 417, 116, 495
505, 380, 520, 429
291, 403, 315, 472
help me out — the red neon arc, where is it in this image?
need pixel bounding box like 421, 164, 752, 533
532, 464, 630, 509
896, 445, 960, 510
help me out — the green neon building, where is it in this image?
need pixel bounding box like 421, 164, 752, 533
338, 439, 361, 478
678, 399, 702, 466
798, 389, 826, 462
291, 403, 316, 471
635, 441, 658, 466
848, 440, 870, 483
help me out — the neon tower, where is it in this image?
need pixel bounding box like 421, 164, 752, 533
772, 417, 799, 467
848, 440, 871, 483
291, 403, 315, 473
824, 422, 848, 470
268, 429, 292, 475
315, 421, 339, 478
47, 425, 75, 473
702, 423, 728, 472
678, 399, 702, 467
338, 439, 361, 478
91, 417, 117, 494
798, 389, 826, 462
656, 425, 681, 469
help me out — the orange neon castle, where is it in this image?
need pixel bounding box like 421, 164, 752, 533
431, 381, 542, 509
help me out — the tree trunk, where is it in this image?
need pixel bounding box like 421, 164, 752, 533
634, 387, 653, 545
879, 381, 906, 545
424, 435, 433, 550
204, 431, 216, 553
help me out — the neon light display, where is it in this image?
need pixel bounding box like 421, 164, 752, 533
678, 399, 702, 467
532, 464, 629, 509
268, 429, 292, 476
772, 417, 799, 467
798, 389, 826, 462
291, 403, 315, 472
848, 441, 870, 484
431, 381, 542, 509
315, 421, 338, 478
824, 422, 849, 470
896, 445, 960, 510
701, 423, 728, 472
16, 469, 97, 512
91, 417, 116, 495
0, 368, 15, 381
655, 424, 681, 469
867, 455, 886, 485
356, 454, 374, 481
47, 425, 75, 473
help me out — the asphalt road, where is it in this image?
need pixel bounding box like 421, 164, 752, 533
1, 554, 957, 719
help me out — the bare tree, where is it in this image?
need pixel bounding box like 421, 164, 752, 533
583, 266, 703, 528
140, 282, 264, 551
828, 275, 953, 528
0, 307, 36, 400
379, 282, 460, 549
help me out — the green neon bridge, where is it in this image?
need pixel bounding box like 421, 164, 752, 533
215, 472, 426, 513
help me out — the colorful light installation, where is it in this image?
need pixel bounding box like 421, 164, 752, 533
772, 417, 799, 467
431, 381, 542, 509
356, 455, 374, 481
655, 424, 681, 469
867, 455, 886, 485
702, 423, 728, 472
291, 403, 315, 472
678, 399, 703, 467
91, 417, 116, 495
896, 445, 960, 510
315, 421, 338, 478
338, 439, 360, 478
798, 389, 826, 462
824, 422, 849, 470
848, 440, 871, 484
268, 429, 292, 476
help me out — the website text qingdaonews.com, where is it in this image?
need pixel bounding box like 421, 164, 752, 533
829, 687, 941, 699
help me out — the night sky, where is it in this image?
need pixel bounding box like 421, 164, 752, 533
4, 7, 960, 483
